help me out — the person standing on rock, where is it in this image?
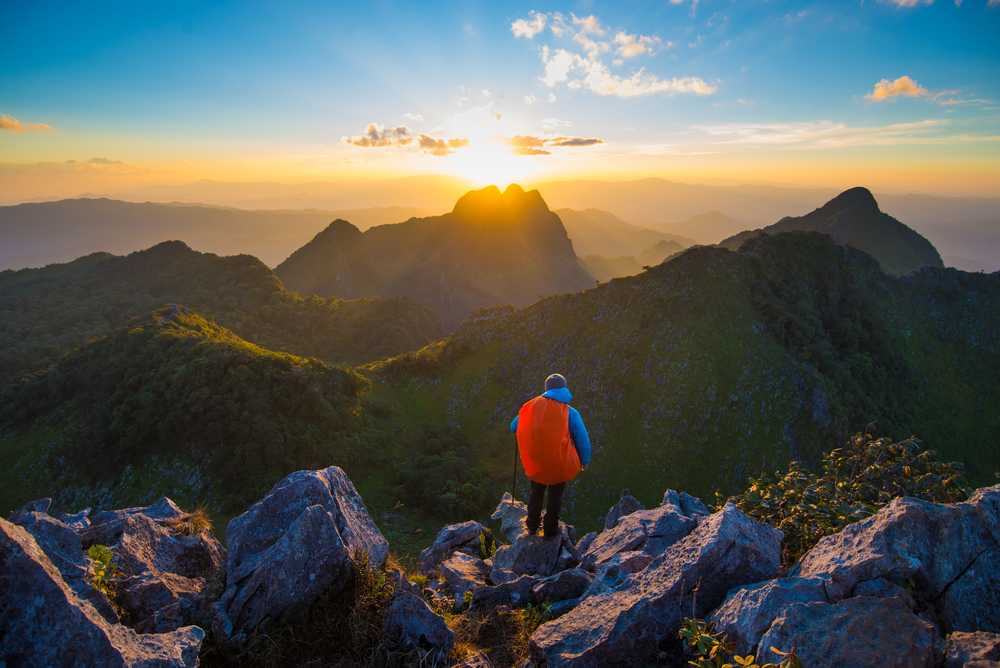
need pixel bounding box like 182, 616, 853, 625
509, 373, 592, 538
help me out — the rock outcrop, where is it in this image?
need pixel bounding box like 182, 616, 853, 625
1, 517, 203, 667
603, 491, 643, 530
944, 631, 1000, 668
756, 596, 941, 668
419, 520, 488, 573
213, 466, 388, 644
530, 503, 782, 666
383, 591, 454, 658
114, 513, 224, 632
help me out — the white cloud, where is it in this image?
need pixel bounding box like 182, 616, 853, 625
866, 75, 929, 101
538, 34, 715, 98
524, 95, 537, 105
690, 119, 1000, 149
540, 46, 576, 87
883, 0, 933, 6
403, 112, 424, 123
511, 11, 547, 38
542, 117, 573, 129
343, 123, 468, 156
571, 14, 604, 35
614, 31, 664, 59
548, 92, 557, 103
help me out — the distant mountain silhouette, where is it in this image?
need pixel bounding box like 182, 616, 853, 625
656, 210, 747, 245
582, 238, 687, 283
0, 241, 441, 378
555, 208, 693, 257
0, 198, 429, 270
720, 187, 944, 275
276, 185, 595, 327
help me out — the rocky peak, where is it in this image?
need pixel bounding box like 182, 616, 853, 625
451, 184, 551, 221
817, 186, 880, 217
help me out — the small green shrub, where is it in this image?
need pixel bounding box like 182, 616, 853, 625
728, 431, 971, 565
86, 544, 119, 601
478, 530, 497, 560
679, 618, 801, 668
408, 573, 429, 588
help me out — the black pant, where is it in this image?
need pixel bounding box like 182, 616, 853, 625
527, 481, 566, 538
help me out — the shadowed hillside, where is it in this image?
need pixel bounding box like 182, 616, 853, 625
276, 185, 595, 327
0, 240, 442, 378
721, 187, 944, 276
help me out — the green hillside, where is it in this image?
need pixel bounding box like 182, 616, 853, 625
367, 231, 1000, 530
0, 240, 442, 379
0, 307, 371, 516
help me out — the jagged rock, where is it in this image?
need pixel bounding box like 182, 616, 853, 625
472, 574, 539, 608
420, 520, 487, 573
492, 493, 529, 543
794, 489, 999, 602
944, 631, 1000, 668
756, 596, 941, 668
440, 551, 490, 609
452, 652, 494, 667
58, 507, 92, 531
81, 497, 185, 547
604, 491, 644, 530
708, 576, 829, 655
575, 532, 597, 555
114, 513, 224, 632
531, 568, 592, 603
214, 466, 388, 644
580, 502, 698, 571
940, 546, 1000, 633
9, 509, 118, 622
18, 497, 52, 513
1, 517, 203, 667
491, 534, 576, 584
383, 591, 454, 656
530, 503, 782, 666
661, 489, 710, 517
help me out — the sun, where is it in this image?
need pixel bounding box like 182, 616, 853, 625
447, 139, 549, 188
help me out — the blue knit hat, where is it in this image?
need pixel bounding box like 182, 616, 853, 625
544, 373, 567, 391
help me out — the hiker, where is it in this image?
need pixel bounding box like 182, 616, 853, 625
509, 373, 592, 538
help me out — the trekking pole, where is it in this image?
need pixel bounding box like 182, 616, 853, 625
511, 435, 519, 503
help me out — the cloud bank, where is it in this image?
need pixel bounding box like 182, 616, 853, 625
343, 123, 468, 156
0, 114, 53, 133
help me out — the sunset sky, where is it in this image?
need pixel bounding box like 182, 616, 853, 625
2, 0, 999, 198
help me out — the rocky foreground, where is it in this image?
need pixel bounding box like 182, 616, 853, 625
2, 467, 998, 667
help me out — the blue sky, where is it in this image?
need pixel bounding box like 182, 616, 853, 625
2, 0, 999, 194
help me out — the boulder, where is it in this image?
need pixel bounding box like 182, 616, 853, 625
530, 503, 782, 667
794, 490, 999, 602
213, 466, 388, 644
0, 517, 203, 667
58, 507, 92, 531
756, 596, 941, 668
944, 631, 1000, 668
440, 551, 490, 608
707, 576, 829, 655
575, 532, 597, 555
114, 513, 224, 632
9, 509, 118, 623
492, 493, 529, 543
939, 546, 1000, 633
852, 576, 915, 609
81, 497, 185, 547
491, 534, 575, 584
420, 520, 487, 573
472, 574, 539, 609
531, 568, 592, 604
580, 503, 698, 571
604, 491, 644, 530
383, 591, 454, 657
661, 489, 710, 517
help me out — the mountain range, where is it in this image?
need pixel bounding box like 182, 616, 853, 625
720, 187, 944, 276
275, 184, 596, 327
0, 183, 997, 538
0, 197, 429, 270
0, 240, 441, 380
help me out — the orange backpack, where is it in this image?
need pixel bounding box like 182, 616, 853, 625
516, 396, 582, 485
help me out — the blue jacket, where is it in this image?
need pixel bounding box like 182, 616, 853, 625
509, 387, 592, 467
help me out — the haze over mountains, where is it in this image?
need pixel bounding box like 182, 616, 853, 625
276, 185, 595, 327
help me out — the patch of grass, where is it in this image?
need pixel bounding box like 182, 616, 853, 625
166, 506, 214, 536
